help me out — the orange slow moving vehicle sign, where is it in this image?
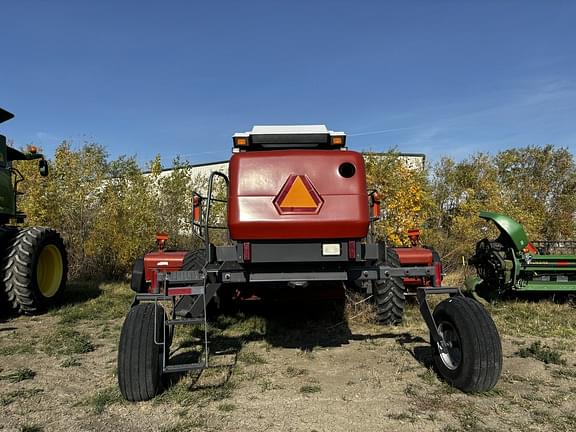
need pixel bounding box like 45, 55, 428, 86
273, 174, 324, 214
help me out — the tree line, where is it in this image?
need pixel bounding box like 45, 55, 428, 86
15, 142, 576, 279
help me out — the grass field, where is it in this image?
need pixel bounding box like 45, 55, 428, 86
1, 282, 575, 432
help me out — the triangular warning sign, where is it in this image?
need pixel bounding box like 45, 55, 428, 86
273, 175, 323, 214
280, 176, 318, 208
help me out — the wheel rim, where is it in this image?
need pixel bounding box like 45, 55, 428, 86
437, 321, 462, 370
36, 244, 64, 298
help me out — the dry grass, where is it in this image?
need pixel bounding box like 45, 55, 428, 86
2, 279, 576, 432
440, 267, 470, 287
53, 282, 133, 324
516, 341, 567, 365
488, 300, 576, 338
82, 386, 124, 414
344, 289, 376, 324
0, 368, 36, 383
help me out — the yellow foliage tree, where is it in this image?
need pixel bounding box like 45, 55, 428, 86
364, 152, 432, 246
16, 142, 210, 279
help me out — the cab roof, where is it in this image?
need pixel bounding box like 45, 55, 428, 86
233, 124, 346, 150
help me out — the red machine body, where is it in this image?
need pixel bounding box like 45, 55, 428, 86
394, 246, 442, 288
143, 251, 187, 293
120, 126, 502, 403
395, 247, 433, 266
228, 150, 369, 240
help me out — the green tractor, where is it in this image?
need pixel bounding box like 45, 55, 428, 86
0, 108, 67, 314
468, 211, 576, 301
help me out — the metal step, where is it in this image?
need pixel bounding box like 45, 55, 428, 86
163, 362, 206, 374
174, 283, 220, 317
159, 282, 219, 375
157, 270, 204, 285
166, 317, 205, 326
174, 295, 203, 317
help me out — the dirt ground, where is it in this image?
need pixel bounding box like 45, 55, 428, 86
1, 283, 575, 432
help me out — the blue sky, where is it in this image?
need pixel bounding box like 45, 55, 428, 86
1, 1, 575, 167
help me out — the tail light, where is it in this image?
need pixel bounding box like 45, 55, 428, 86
233, 135, 250, 147
193, 195, 202, 223
348, 240, 356, 261
243, 242, 252, 263
433, 262, 442, 287
330, 134, 346, 146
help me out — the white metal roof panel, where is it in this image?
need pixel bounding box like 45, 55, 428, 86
233, 125, 345, 137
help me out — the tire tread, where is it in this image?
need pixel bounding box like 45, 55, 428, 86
373, 248, 406, 325
1, 227, 67, 314
118, 303, 165, 401
432, 296, 502, 392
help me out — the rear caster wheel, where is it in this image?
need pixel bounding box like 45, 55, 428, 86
431, 296, 502, 392
118, 303, 168, 401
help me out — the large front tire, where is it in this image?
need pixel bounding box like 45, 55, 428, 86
431, 296, 502, 392
373, 248, 405, 325
118, 303, 167, 401
2, 227, 68, 314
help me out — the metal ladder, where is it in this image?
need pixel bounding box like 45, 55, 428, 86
145, 270, 219, 374
153, 170, 231, 374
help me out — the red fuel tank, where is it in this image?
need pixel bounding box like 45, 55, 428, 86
228, 150, 370, 240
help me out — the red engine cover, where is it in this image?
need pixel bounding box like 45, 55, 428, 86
143, 251, 186, 282
394, 247, 434, 266
228, 150, 370, 240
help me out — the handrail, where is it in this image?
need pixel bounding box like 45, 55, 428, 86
203, 171, 229, 263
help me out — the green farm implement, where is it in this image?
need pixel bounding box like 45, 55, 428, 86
0, 107, 68, 314
468, 211, 576, 301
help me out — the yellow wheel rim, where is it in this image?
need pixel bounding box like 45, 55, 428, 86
36, 244, 64, 298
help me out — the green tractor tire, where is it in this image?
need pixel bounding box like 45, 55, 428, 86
1, 227, 68, 314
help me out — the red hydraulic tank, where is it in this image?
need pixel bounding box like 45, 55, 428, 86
228, 149, 370, 240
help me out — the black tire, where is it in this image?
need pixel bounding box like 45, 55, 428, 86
0, 227, 17, 313
130, 257, 147, 293
431, 296, 502, 393
177, 249, 207, 316
2, 227, 68, 314
373, 248, 405, 325
118, 303, 167, 401
181, 249, 228, 317
182, 248, 206, 272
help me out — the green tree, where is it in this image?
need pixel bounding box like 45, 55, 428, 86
16, 142, 109, 278
86, 155, 160, 278
427, 145, 576, 272
495, 145, 576, 240
428, 153, 504, 271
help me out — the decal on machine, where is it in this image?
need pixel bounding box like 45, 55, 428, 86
273, 174, 324, 214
